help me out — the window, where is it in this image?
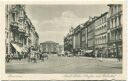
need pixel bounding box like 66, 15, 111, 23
119, 16, 121, 26
12, 13, 16, 21
119, 5, 122, 12
104, 17, 106, 22
111, 7, 113, 15
6, 32, 8, 38
6, 45, 8, 54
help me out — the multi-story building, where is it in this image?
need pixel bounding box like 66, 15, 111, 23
107, 4, 122, 58
35, 32, 39, 50
87, 17, 97, 51
30, 26, 39, 50
73, 24, 83, 50
40, 41, 59, 54
81, 23, 88, 51
81, 17, 97, 55
64, 27, 74, 52
5, 5, 39, 56
64, 4, 123, 58
6, 5, 26, 55
24, 18, 32, 48
94, 12, 108, 57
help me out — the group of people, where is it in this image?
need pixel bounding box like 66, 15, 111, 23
6, 51, 49, 63
63, 48, 122, 61
28, 51, 48, 63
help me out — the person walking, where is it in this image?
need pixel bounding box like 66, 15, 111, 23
95, 50, 98, 58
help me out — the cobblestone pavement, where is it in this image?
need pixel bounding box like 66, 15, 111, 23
6, 55, 122, 73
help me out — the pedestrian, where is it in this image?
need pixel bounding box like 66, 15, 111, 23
117, 54, 122, 62
39, 52, 42, 60
95, 50, 98, 58
100, 52, 103, 61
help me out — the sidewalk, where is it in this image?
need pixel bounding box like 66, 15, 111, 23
6, 59, 46, 65
78, 56, 122, 62
97, 57, 122, 62
6, 59, 29, 65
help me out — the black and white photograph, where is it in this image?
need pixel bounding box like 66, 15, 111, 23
5, 4, 123, 74
2, 80, 126, 81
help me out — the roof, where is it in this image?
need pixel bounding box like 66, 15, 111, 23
95, 12, 108, 21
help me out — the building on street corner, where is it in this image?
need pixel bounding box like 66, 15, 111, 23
5, 5, 39, 57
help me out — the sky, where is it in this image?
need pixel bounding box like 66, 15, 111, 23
25, 5, 109, 45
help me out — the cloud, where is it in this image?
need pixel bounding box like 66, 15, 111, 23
39, 31, 65, 45
39, 11, 87, 32
62, 11, 78, 18
27, 10, 88, 44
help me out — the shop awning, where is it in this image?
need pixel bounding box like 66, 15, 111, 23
11, 43, 22, 53
85, 50, 93, 53
22, 47, 28, 52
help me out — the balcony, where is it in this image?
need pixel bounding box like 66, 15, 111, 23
11, 7, 19, 14
10, 21, 19, 31
18, 16, 25, 22
25, 33, 29, 37
18, 28, 26, 34
10, 40, 23, 46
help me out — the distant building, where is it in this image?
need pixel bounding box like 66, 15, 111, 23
40, 41, 59, 54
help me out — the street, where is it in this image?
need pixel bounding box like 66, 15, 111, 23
6, 54, 122, 73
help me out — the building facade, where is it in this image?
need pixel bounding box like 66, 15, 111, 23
5, 5, 39, 57
73, 25, 83, 50
40, 41, 59, 54
64, 27, 74, 52
94, 12, 108, 57
64, 4, 123, 58
107, 4, 123, 58
87, 17, 97, 51
81, 24, 88, 51
30, 26, 39, 51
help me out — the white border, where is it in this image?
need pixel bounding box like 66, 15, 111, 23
0, 0, 127, 80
